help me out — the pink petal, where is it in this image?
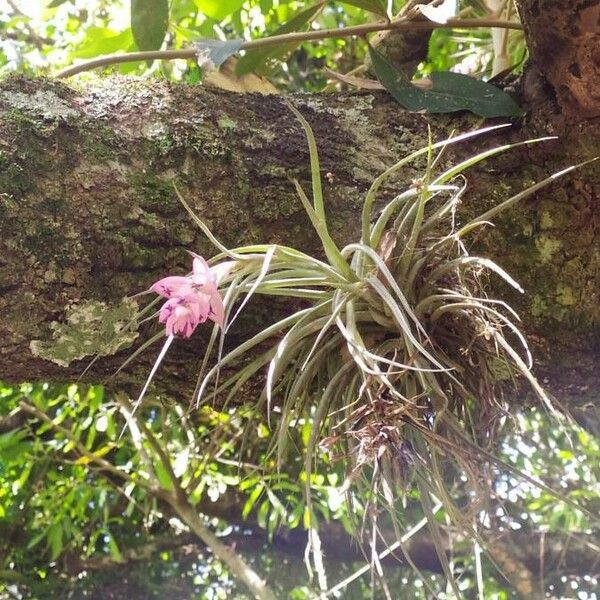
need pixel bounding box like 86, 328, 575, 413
151, 276, 191, 298
178, 318, 195, 338
158, 297, 199, 338
208, 292, 225, 327
158, 298, 176, 323
192, 256, 211, 276
169, 306, 196, 338
164, 316, 175, 336
210, 260, 236, 285
191, 257, 217, 292
183, 291, 210, 322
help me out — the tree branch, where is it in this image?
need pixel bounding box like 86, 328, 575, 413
56, 18, 522, 78
18, 399, 277, 600
5, 0, 51, 50
1, 75, 598, 409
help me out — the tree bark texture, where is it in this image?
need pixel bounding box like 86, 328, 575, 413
0, 72, 599, 407
518, 0, 600, 122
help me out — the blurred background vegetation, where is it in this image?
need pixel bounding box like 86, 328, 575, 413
0, 0, 525, 87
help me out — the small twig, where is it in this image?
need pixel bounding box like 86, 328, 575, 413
19, 400, 134, 484
325, 502, 443, 596
173, 499, 278, 600
56, 17, 523, 78
115, 395, 276, 600
5, 0, 50, 50
20, 397, 277, 600
3, 30, 54, 46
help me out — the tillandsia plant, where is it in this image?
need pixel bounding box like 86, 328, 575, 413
127, 103, 593, 595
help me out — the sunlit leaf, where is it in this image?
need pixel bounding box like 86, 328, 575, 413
236, 2, 326, 76
193, 0, 245, 21
74, 445, 114, 465
73, 28, 134, 59
339, 0, 388, 18
154, 459, 174, 492
369, 45, 522, 117
257, 499, 270, 528
131, 0, 169, 51
243, 484, 264, 518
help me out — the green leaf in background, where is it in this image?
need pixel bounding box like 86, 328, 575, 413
153, 459, 175, 492
47, 523, 63, 560
193, 0, 245, 21
106, 532, 124, 562
368, 45, 522, 118
47, 0, 69, 7
236, 2, 326, 76
340, 0, 388, 19
194, 38, 244, 70
73, 28, 134, 59
131, 0, 169, 51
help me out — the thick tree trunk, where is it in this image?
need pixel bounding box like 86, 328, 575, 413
0, 73, 599, 409
518, 0, 600, 122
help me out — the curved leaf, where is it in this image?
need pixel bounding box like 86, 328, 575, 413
369, 45, 522, 118
131, 0, 168, 51
340, 0, 388, 18
236, 2, 326, 76
74, 28, 133, 59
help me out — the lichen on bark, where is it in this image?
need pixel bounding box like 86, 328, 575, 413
30, 298, 139, 367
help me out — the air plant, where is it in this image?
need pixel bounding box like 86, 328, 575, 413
131, 102, 592, 595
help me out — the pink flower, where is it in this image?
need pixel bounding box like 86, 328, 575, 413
151, 257, 218, 298
151, 257, 225, 337
159, 291, 205, 337
151, 276, 192, 299
189, 257, 218, 293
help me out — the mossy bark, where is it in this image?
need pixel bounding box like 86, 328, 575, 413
0, 74, 598, 408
